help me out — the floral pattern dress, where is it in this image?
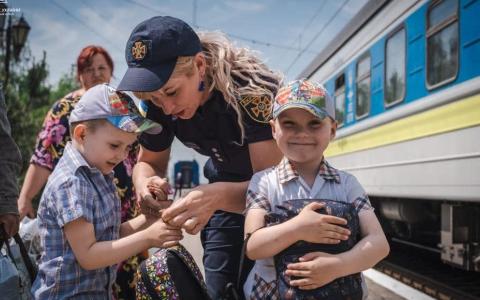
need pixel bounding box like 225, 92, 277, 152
31, 91, 146, 300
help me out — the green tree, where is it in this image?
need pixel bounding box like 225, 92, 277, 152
3, 51, 53, 175
2, 49, 79, 179
49, 66, 79, 103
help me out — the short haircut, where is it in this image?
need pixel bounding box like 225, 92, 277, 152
69, 119, 109, 137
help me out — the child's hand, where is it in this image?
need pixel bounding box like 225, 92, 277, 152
146, 178, 171, 200
145, 218, 183, 248
286, 251, 342, 289
291, 202, 350, 244
137, 176, 172, 217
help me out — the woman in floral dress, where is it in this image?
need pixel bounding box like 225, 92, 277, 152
17, 45, 145, 300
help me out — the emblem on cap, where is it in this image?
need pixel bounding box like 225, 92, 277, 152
239, 96, 272, 123
131, 41, 147, 60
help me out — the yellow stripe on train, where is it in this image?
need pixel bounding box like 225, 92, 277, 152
325, 94, 480, 157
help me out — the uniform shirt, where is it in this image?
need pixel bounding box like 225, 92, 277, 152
32, 143, 121, 300
139, 89, 274, 182
243, 157, 372, 298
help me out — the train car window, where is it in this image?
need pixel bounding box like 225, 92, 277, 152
356, 54, 371, 119
334, 74, 345, 127
385, 28, 406, 107
426, 0, 458, 88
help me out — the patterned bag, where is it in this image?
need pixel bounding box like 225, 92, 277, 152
265, 199, 363, 300
136, 244, 210, 300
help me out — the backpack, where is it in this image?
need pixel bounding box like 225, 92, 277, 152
265, 199, 363, 300
136, 244, 210, 300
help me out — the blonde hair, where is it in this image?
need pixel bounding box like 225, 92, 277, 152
134, 31, 283, 144
199, 31, 282, 144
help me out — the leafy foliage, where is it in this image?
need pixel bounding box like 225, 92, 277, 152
1, 50, 78, 179
50, 69, 80, 104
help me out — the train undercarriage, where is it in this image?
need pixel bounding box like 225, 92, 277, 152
371, 196, 480, 272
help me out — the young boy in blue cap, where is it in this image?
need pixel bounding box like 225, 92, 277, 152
243, 79, 390, 299
31, 84, 183, 299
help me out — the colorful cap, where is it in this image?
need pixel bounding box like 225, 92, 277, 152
69, 84, 162, 134
117, 16, 202, 92
272, 79, 335, 120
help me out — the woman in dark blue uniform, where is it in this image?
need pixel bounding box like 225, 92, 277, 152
118, 16, 345, 298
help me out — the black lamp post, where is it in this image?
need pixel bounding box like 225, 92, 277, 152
0, 4, 31, 87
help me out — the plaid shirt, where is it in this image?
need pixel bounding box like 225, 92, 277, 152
32, 143, 121, 300
243, 157, 372, 299
246, 157, 371, 213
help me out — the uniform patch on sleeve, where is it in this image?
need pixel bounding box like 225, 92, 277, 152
239, 96, 272, 123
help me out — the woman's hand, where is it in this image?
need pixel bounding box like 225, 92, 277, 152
291, 202, 351, 244
162, 183, 221, 235
286, 252, 342, 290
18, 196, 36, 220
137, 175, 172, 217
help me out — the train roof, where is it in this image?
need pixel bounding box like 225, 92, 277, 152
298, 0, 389, 80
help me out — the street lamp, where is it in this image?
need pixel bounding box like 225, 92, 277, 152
12, 15, 30, 61
0, 4, 31, 87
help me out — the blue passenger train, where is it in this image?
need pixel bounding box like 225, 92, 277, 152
300, 0, 480, 271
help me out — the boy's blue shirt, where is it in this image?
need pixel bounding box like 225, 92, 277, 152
32, 142, 121, 300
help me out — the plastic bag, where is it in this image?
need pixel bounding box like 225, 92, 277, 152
19, 217, 41, 264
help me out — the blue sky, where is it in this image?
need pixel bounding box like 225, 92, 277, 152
7, 0, 367, 87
